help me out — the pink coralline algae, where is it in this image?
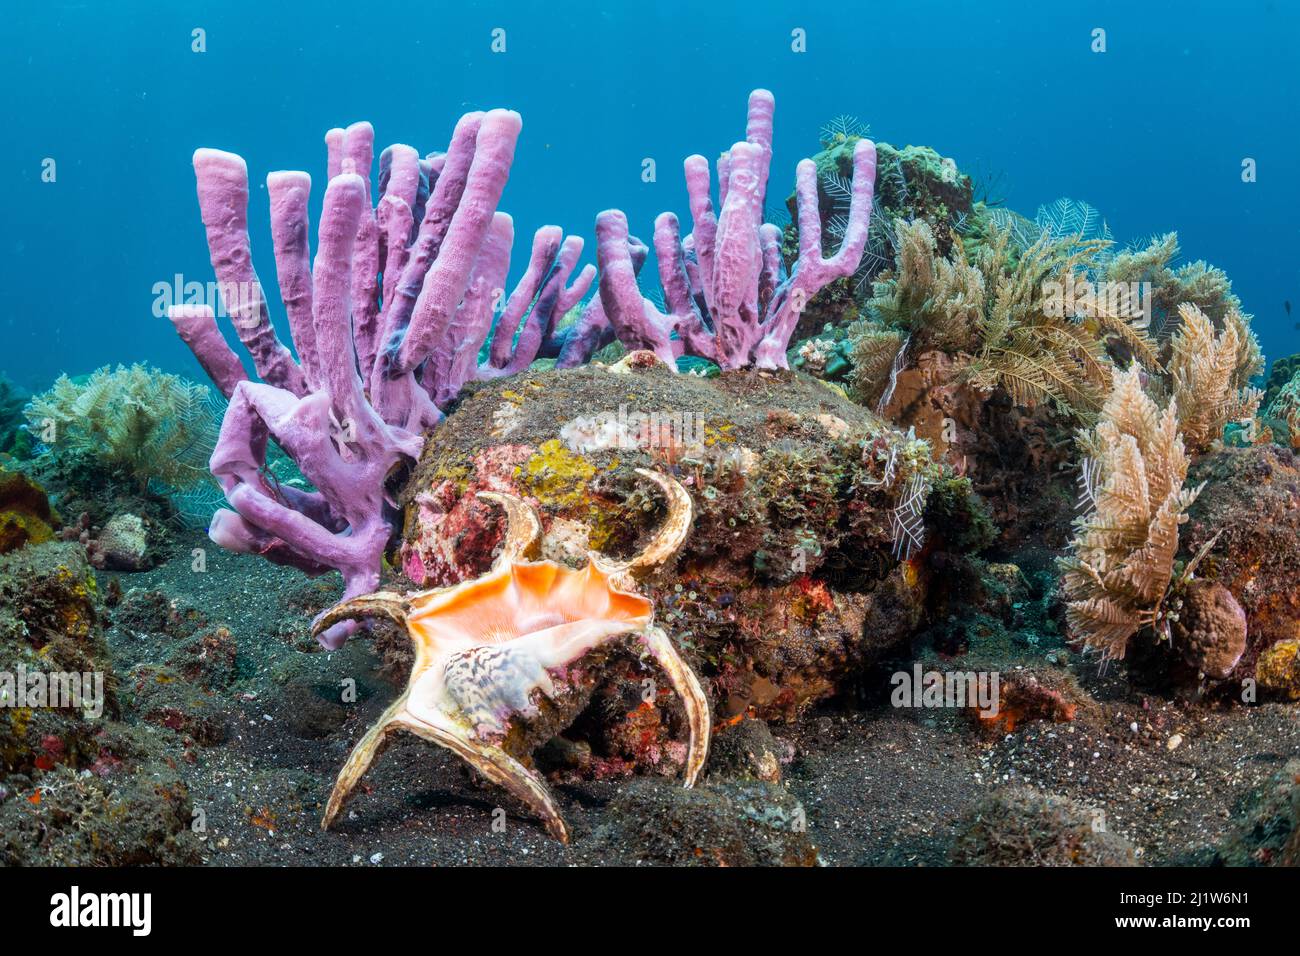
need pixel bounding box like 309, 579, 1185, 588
595, 89, 877, 371
170, 111, 593, 647
400, 445, 536, 587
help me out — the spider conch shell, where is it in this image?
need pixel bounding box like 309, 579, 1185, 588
313, 468, 709, 842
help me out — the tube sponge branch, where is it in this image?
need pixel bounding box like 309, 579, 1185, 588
596, 89, 877, 371
170, 111, 594, 648
478, 225, 595, 380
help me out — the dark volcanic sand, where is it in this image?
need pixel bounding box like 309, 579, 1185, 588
101, 530, 1300, 866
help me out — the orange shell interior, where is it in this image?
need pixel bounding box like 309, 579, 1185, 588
407, 559, 652, 652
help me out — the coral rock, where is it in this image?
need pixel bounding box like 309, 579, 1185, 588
0, 467, 55, 555
400, 363, 936, 728
0, 542, 116, 781
1256, 640, 1300, 700
1183, 444, 1300, 681
708, 716, 787, 783
0, 762, 199, 866
1213, 758, 1300, 866
949, 786, 1138, 866
126, 664, 228, 746
88, 513, 152, 571
1173, 580, 1248, 679
874, 350, 1075, 550
589, 778, 817, 866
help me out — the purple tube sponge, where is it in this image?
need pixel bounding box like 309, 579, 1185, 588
171, 111, 594, 648
549, 233, 647, 368
477, 224, 595, 380
596, 89, 877, 371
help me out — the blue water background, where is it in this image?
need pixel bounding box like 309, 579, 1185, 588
4, 0, 1298, 389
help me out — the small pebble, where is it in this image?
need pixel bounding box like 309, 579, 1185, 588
1167, 733, 1183, 751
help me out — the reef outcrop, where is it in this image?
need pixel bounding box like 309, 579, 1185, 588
949, 786, 1138, 866
0, 542, 112, 775
398, 357, 941, 725
1178, 444, 1300, 692
0, 541, 201, 865
0, 467, 55, 555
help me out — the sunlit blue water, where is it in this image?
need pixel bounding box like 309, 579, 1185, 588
4, 0, 1297, 390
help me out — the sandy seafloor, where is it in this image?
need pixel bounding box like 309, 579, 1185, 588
100, 528, 1300, 867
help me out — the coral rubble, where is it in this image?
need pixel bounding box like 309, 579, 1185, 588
0, 541, 202, 865
590, 778, 817, 866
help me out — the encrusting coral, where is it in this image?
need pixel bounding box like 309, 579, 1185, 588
1058, 364, 1210, 663
23, 364, 213, 494
0, 466, 56, 554
170, 111, 595, 647
312, 469, 709, 842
